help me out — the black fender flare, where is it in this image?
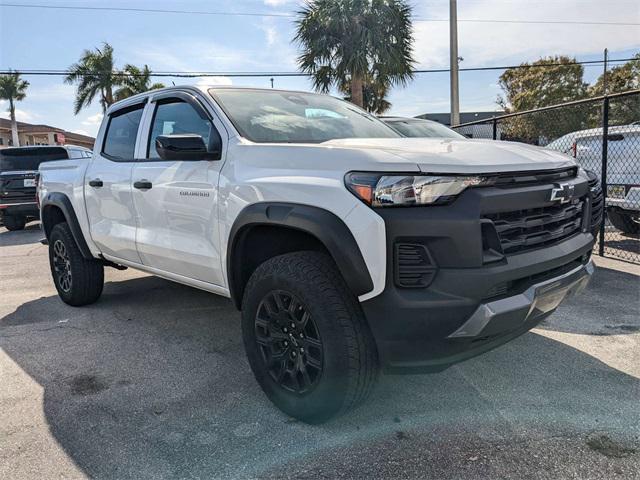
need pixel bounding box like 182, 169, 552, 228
41, 192, 93, 259
227, 202, 374, 308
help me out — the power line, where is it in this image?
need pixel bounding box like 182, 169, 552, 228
416, 19, 640, 26
1, 58, 634, 78
1, 3, 639, 26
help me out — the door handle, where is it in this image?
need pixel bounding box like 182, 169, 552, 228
134, 180, 153, 190
88, 178, 103, 187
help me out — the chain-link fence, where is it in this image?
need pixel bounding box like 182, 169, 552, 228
453, 90, 640, 264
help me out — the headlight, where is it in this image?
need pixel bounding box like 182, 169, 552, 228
345, 172, 494, 207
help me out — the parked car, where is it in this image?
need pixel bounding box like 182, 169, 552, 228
0, 145, 92, 230
38, 86, 601, 423
381, 116, 465, 139
546, 125, 640, 234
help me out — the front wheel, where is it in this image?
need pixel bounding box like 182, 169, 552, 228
48, 222, 104, 306
241, 251, 379, 423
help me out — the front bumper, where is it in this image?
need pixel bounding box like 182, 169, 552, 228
360, 178, 597, 374
448, 260, 593, 339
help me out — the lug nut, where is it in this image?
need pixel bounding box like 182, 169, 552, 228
299, 333, 304, 338
292, 351, 297, 357
284, 341, 288, 346
283, 327, 288, 333
300, 347, 305, 353
290, 322, 296, 329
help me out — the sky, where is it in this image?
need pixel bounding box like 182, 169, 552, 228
0, 0, 638, 138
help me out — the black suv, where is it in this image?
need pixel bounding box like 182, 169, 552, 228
0, 146, 92, 230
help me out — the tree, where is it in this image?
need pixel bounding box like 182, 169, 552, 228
295, 0, 415, 109
0, 71, 29, 147
65, 43, 121, 115
589, 54, 640, 125
590, 53, 640, 96
114, 64, 165, 101
342, 75, 391, 114
497, 56, 589, 142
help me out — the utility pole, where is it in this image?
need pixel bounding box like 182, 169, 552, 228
270, 77, 274, 89
449, 0, 460, 126
602, 48, 608, 95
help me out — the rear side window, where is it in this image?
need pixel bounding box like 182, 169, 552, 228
102, 105, 144, 160
0, 147, 68, 171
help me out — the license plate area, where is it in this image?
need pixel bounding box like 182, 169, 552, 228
607, 184, 626, 199
23, 178, 36, 187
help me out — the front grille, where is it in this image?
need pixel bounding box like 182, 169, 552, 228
588, 176, 604, 233
484, 199, 585, 255
492, 166, 577, 188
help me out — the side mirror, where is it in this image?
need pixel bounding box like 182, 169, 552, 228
155, 134, 220, 161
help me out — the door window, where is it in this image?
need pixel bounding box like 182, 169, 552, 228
147, 100, 214, 159
102, 105, 144, 160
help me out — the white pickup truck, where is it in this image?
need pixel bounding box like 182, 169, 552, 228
38, 86, 602, 423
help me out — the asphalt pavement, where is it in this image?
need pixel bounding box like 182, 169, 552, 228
1, 223, 639, 479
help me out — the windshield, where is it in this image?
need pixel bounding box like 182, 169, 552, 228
210, 89, 400, 143
0, 147, 68, 171
385, 119, 465, 139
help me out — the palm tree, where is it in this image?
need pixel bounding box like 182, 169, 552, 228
0, 71, 29, 147
295, 0, 415, 109
342, 75, 392, 114
114, 64, 165, 101
65, 43, 121, 114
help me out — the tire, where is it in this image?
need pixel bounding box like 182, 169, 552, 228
3, 215, 26, 231
607, 209, 640, 235
241, 251, 379, 424
48, 222, 104, 306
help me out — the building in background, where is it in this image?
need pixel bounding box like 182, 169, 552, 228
0, 118, 94, 149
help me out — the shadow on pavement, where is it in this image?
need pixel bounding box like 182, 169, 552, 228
1, 270, 639, 479
538, 264, 640, 335
0, 222, 42, 247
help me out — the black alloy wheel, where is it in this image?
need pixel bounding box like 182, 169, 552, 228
255, 290, 323, 394
52, 238, 72, 292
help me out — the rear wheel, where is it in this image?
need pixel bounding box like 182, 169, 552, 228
48, 222, 104, 306
241, 251, 379, 423
3, 215, 26, 231
608, 209, 640, 235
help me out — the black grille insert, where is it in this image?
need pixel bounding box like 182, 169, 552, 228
485, 199, 585, 254
492, 167, 577, 187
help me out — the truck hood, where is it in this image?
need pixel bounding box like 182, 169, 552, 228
322, 138, 576, 174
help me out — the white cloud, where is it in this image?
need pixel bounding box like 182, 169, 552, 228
196, 77, 233, 88
265, 26, 278, 47
25, 84, 75, 102
82, 113, 103, 126
71, 129, 90, 136
0, 102, 41, 122
412, 0, 640, 69
125, 33, 298, 76
263, 0, 293, 6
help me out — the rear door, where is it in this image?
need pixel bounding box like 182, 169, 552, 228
131, 91, 227, 285
84, 102, 145, 263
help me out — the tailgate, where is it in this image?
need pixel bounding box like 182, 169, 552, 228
0, 171, 37, 204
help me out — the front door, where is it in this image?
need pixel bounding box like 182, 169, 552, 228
85, 103, 145, 263
131, 93, 226, 286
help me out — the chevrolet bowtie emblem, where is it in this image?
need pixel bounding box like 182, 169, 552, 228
550, 183, 575, 204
